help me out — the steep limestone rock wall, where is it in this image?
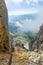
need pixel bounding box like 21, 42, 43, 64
29, 24, 43, 51
0, 0, 10, 52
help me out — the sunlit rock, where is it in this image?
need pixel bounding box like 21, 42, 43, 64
0, 0, 10, 52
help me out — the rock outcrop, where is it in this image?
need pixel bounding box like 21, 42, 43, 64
0, 51, 43, 65
0, 0, 10, 52
29, 24, 43, 51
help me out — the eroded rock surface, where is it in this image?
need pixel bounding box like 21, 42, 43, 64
0, 51, 43, 65
29, 24, 43, 51
0, 0, 9, 51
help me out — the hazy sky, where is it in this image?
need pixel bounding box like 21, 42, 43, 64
5, 0, 43, 16
5, 0, 43, 33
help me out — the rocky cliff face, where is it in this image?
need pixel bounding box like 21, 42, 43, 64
29, 24, 43, 51
0, 0, 10, 51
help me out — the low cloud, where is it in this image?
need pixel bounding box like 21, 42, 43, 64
15, 22, 22, 27
18, 9, 43, 33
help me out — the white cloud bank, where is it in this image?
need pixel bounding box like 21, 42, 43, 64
5, 0, 43, 6
15, 9, 43, 33
12, 0, 23, 4
15, 22, 22, 27
26, 0, 39, 4
8, 10, 38, 16
26, 0, 43, 4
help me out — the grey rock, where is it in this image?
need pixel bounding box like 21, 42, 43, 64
29, 24, 43, 51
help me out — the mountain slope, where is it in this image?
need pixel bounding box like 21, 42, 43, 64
29, 24, 43, 51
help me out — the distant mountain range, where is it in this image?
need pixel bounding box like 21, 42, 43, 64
8, 14, 37, 32
8, 14, 37, 23
8, 14, 37, 40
